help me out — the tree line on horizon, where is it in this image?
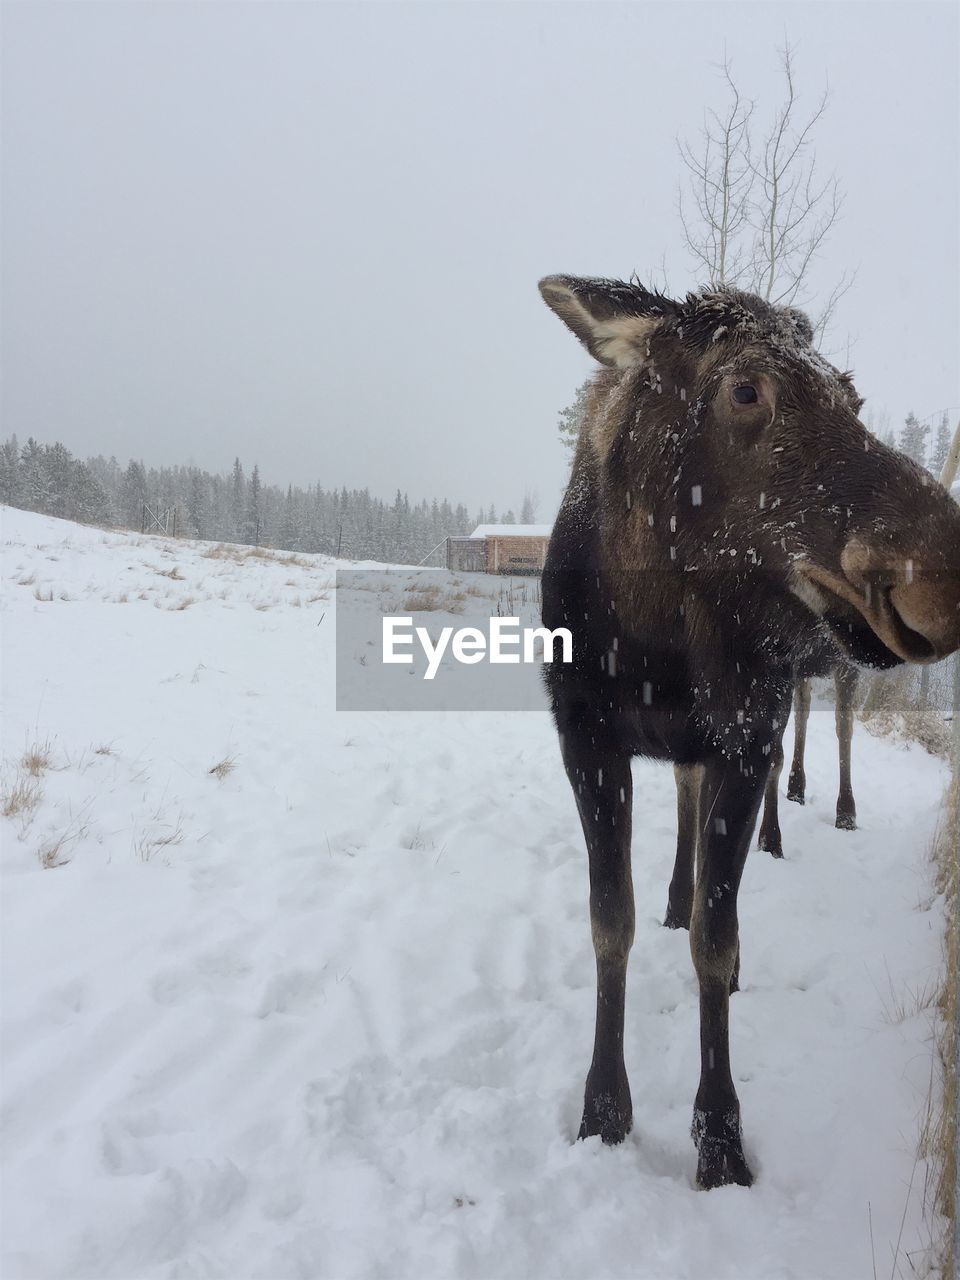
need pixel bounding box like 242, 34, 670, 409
0, 436, 540, 564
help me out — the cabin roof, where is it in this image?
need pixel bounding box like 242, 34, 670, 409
468, 524, 552, 540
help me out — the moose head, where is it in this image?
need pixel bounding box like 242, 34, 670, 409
540, 274, 960, 671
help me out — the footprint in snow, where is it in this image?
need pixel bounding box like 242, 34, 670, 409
255, 967, 328, 1018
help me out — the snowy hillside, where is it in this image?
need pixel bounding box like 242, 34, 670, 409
1, 505, 951, 1279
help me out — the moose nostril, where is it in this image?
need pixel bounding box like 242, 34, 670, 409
841, 541, 901, 596
884, 594, 938, 661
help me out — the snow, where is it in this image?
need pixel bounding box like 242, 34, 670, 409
1, 504, 951, 1279
468, 524, 552, 540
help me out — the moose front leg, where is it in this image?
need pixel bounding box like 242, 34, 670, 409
786, 679, 811, 803
834, 664, 858, 830
690, 754, 768, 1189
561, 734, 635, 1145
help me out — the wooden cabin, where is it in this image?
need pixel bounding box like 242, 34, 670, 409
446, 524, 552, 574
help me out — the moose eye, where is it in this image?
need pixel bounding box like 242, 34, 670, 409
733, 384, 758, 405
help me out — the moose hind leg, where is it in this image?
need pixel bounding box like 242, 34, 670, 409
665, 763, 703, 928
562, 734, 635, 1145
757, 720, 786, 858
835, 665, 858, 830
690, 755, 769, 1188
786, 680, 811, 803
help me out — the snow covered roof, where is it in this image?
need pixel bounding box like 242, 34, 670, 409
469, 524, 552, 540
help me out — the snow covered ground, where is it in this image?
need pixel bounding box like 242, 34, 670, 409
1, 505, 951, 1279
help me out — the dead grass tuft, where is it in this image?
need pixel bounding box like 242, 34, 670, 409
862, 680, 958, 1275
33, 586, 54, 602
36, 809, 90, 869
860, 677, 952, 757
208, 756, 237, 781
878, 973, 938, 1026
38, 831, 74, 869
2, 773, 42, 820
402, 823, 445, 854
915, 780, 957, 1269
157, 566, 184, 580
136, 819, 185, 862
402, 585, 464, 614
21, 738, 54, 777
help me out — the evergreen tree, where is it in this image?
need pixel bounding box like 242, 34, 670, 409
86, 454, 120, 525
0, 435, 21, 505
898, 413, 929, 467
279, 485, 298, 549
44, 442, 75, 519
187, 470, 207, 538
119, 460, 147, 528
19, 439, 51, 513
389, 489, 408, 560
231, 458, 245, 539
243, 464, 262, 544
931, 412, 951, 479
558, 380, 592, 457
68, 461, 111, 524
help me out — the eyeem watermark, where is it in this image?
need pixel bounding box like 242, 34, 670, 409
335, 568, 572, 711
383, 616, 572, 680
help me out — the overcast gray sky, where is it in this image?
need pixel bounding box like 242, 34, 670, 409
3, 2, 957, 518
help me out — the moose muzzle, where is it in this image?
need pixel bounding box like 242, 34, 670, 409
799, 538, 960, 665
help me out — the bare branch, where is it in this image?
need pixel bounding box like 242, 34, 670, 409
676, 43, 855, 348
676, 56, 756, 288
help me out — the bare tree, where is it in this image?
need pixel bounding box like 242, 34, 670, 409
678, 59, 755, 291
678, 45, 854, 344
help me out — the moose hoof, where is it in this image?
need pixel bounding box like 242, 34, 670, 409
663, 901, 691, 930
757, 832, 783, 859
786, 788, 805, 805
835, 812, 857, 831
580, 1080, 632, 1145
692, 1108, 753, 1189
696, 1137, 754, 1189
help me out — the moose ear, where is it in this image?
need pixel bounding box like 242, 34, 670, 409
538, 274, 677, 368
